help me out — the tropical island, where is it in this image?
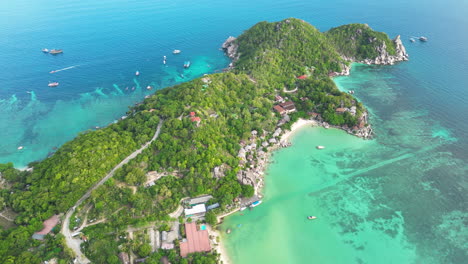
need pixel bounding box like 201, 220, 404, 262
0, 18, 407, 264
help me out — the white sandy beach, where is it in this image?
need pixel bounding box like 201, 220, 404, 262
281, 118, 318, 142
207, 226, 231, 264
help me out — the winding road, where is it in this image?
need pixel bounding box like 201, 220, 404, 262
61, 119, 164, 264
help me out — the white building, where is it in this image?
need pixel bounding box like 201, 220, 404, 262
184, 204, 207, 217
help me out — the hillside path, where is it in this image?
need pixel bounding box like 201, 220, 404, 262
61, 119, 164, 264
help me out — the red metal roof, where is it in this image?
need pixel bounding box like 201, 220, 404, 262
273, 105, 285, 113
180, 223, 211, 257
189, 112, 196, 117
191, 116, 201, 122
297, 75, 307, 79
35, 215, 59, 235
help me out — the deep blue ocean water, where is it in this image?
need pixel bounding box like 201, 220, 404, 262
1, 0, 467, 262
1, 0, 467, 167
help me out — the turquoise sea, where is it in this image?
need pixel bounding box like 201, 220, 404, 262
1, 0, 467, 263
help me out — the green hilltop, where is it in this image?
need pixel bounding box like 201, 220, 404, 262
0, 18, 406, 263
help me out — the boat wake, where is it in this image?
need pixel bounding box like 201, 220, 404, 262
50, 65, 79, 74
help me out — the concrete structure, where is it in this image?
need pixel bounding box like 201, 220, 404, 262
188, 195, 213, 205
206, 203, 220, 210
180, 223, 211, 257
161, 242, 175, 250
184, 204, 206, 217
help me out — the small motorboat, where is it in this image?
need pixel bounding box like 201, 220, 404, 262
316, 146, 325, 149
146, 85, 152, 90
50, 70, 57, 74
307, 216, 317, 220
135, 71, 140, 76
410, 38, 415, 43
419, 36, 428, 42
250, 200, 262, 208
42, 48, 49, 53
226, 229, 232, 234
48, 82, 59, 87
17, 146, 24, 150
240, 207, 247, 211
49, 49, 63, 55
173, 49, 181, 54
184, 61, 191, 68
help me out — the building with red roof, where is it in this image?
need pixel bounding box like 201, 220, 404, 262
297, 75, 307, 79
190, 112, 196, 117
191, 116, 201, 122
273, 105, 286, 115
336, 108, 347, 113
32, 214, 59, 240
180, 223, 211, 257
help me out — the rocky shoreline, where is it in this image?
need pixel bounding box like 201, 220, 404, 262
221, 36, 239, 70
234, 115, 372, 195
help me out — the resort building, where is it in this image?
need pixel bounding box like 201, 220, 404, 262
180, 223, 211, 257
275, 95, 284, 103
279, 101, 296, 114
32, 214, 59, 240
184, 204, 207, 217
336, 107, 347, 114
188, 195, 213, 206
273, 105, 286, 115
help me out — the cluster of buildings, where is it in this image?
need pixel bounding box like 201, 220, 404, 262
189, 111, 201, 123
273, 95, 296, 115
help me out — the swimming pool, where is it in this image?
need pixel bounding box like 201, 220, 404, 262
200, 224, 206, 230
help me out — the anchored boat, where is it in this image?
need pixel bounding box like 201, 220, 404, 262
250, 200, 262, 208
184, 61, 191, 68
135, 71, 140, 76
419, 36, 428, 42
316, 146, 325, 149
173, 49, 181, 54
48, 82, 59, 87
307, 216, 317, 220
42, 48, 49, 53
49, 49, 63, 55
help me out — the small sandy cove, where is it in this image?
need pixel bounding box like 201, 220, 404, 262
281, 118, 318, 142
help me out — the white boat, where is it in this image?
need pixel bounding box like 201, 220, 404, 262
135, 71, 140, 76
240, 207, 247, 211
410, 38, 415, 43
419, 36, 428, 42
307, 216, 317, 220
42, 48, 49, 53
316, 146, 325, 149
173, 49, 181, 54
146, 85, 152, 90
17, 146, 24, 150
48, 82, 59, 87
250, 200, 262, 208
